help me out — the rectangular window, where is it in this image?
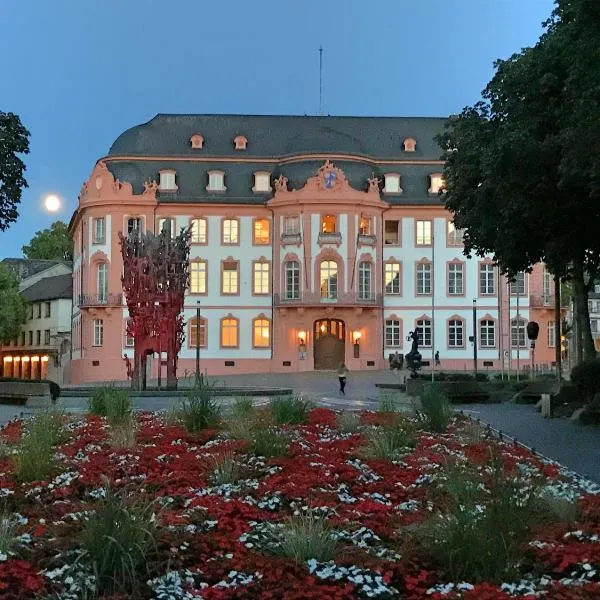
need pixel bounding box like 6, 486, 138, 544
37, 303, 42, 318
543, 269, 553, 301
125, 319, 134, 347
511, 319, 526, 347
591, 319, 598, 334
221, 318, 238, 348
127, 217, 142, 235
36, 330, 41, 345
480, 320, 495, 348
448, 263, 464, 295
222, 261, 239, 294
44, 302, 51, 318
321, 215, 337, 234
510, 272, 526, 296
384, 174, 401, 194
44, 330, 50, 345
385, 319, 401, 347
253, 318, 270, 348
189, 318, 207, 347
159, 171, 176, 190
284, 216, 299, 234
416, 220, 432, 245
384, 263, 401, 295
358, 262, 372, 299
548, 321, 556, 347
20, 332, 25, 346
191, 218, 207, 244
93, 319, 104, 346
416, 263, 432, 295
416, 319, 432, 347
253, 219, 270, 244
359, 216, 372, 235
448, 319, 464, 348
190, 261, 207, 294
479, 264, 495, 295
208, 172, 225, 191
223, 219, 239, 244
253, 173, 271, 192
28, 304, 33, 320
93, 217, 105, 244
97, 263, 108, 303
158, 218, 176, 237
447, 221, 463, 246
384, 220, 400, 245
253, 262, 270, 294
285, 261, 300, 299
28, 331, 33, 345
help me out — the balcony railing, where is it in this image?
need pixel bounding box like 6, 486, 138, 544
317, 232, 342, 246
79, 293, 123, 307
281, 232, 302, 245
529, 294, 569, 308
358, 234, 377, 246
274, 292, 383, 307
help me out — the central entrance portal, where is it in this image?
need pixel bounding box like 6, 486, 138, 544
313, 319, 345, 370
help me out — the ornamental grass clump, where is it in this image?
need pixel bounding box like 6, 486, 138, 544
79, 486, 157, 596
0, 510, 18, 558
419, 382, 452, 433
88, 385, 132, 425
211, 452, 242, 485
231, 396, 254, 419
336, 410, 361, 434
109, 415, 138, 449
251, 426, 290, 458
362, 420, 418, 461
176, 380, 221, 433
270, 395, 312, 425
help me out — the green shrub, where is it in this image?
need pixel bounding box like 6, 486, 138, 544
251, 427, 290, 457
571, 358, 600, 402
88, 385, 131, 424
362, 422, 417, 461
177, 380, 221, 433
336, 411, 361, 434
378, 392, 399, 413
270, 396, 312, 425
231, 396, 254, 419
420, 382, 452, 432
80, 487, 157, 596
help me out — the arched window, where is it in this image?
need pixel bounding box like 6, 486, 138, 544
253, 317, 270, 348
358, 261, 372, 300
320, 260, 338, 299
285, 261, 300, 299
221, 317, 239, 348
188, 317, 207, 347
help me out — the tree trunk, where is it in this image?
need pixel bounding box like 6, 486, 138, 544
166, 340, 177, 390
572, 258, 596, 362
555, 275, 562, 379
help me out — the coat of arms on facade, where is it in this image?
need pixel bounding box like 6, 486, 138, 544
317, 160, 346, 191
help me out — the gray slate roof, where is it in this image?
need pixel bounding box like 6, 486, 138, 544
1, 258, 73, 282
106, 114, 448, 206
21, 274, 73, 303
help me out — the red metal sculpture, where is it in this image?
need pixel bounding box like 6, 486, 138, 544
119, 223, 191, 390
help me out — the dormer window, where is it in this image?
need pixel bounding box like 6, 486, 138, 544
383, 173, 402, 194
234, 135, 247, 150
206, 170, 226, 192
429, 173, 445, 195
159, 170, 177, 191
403, 137, 417, 152
190, 134, 204, 149
252, 172, 271, 193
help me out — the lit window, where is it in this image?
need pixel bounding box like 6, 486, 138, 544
284, 216, 299, 234
447, 221, 464, 246
285, 261, 300, 299
253, 318, 270, 348
416, 263, 432, 295
385, 263, 401, 295
416, 220, 432, 245
448, 319, 464, 348
321, 215, 337, 233
253, 262, 270, 294
320, 260, 338, 299
221, 317, 239, 347
384, 220, 400, 245
93, 218, 105, 244
189, 317, 207, 347
547, 321, 556, 348
207, 171, 226, 192
253, 172, 271, 193
511, 318, 527, 347
358, 262, 372, 300
159, 171, 177, 191
480, 320, 495, 347
191, 218, 207, 244
510, 272, 526, 296
383, 174, 402, 194
222, 219, 239, 244
479, 264, 495, 295
253, 219, 270, 244
429, 173, 445, 194
359, 216, 371, 235
97, 263, 108, 303
448, 263, 464, 295
385, 319, 401, 346
190, 261, 207, 294
125, 318, 134, 347
416, 319, 432, 347
222, 261, 239, 294
93, 319, 104, 346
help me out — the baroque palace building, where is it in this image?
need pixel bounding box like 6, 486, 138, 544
69, 114, 559, 383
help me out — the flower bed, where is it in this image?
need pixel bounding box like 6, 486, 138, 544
1, 407, 600, 599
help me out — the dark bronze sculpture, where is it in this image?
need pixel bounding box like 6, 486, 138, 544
405, 329, 423, 379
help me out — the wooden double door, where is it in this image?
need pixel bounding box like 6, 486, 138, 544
313, 319, 345, 370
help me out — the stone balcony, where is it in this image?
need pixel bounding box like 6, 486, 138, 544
274, 292, 383, 308
358, 234, 377, 247
280, 232, 302, 246
317, 232, 342, 247
79, 293, 123, 308
529, 294, 569, 308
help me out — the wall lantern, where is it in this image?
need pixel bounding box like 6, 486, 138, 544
353, 330, 361, 358
298, 330, 306, 345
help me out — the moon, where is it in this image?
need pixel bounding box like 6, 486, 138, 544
44, 194, 61, 212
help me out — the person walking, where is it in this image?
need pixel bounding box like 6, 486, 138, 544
337, 362, 349, 395
435, 351, 441, 367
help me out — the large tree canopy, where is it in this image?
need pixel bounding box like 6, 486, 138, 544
0, 112, 30, 231
22, 221, 73, 261
0, 264, 25, 343
437, 0, 600, 362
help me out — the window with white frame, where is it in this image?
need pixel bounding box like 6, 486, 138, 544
447, 221, 464, 246
125, 318, 134, 347
448, 262, 464, 295
253, 262, 270, 294
416, 220, 432, 245
448, 319, 464, 347
93, 217, 105, 244
385, 319, 401, 346
384, 220, 400, 245
385, 262, 401, 295
222, 219, 239, 244
510, 272, 526, 295
416, 318, 432, 347
158, 218, 176, 237
479, 264, 495, 295
207, 171, 225, 191
93, 319, 104, 346
543, 269, 553, 301
253, 172, 271, 192
480, 319, 495, 347
221, 317, 238, 347
285, 261, 300, 299
44, 329, 50, 345
284, 216, 299, 235
383, 174, 401, 194
416, 262, 432, 295
222, 261, 239, 294
97, 263, 108, 303
320, 260, 338, 299
253, 318, 270, 348
359, 216, 372, 235
548, 321, 556, 347
127, 217, 142, 235
190, 261, 207, 294
511, 318, 527, 347
429, 173, 444, 194
191, 218, 207, 244
591, 319, 599, 334
358, 261, 372, 300
159, 171, 177, 191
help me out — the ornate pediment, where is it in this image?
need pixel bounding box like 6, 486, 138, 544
79, 161, 137, 204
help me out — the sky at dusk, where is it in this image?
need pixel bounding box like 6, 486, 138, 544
0, 0, 555, 258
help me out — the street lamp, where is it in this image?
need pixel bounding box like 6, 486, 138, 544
195, 300, 202, 385
472, 299, 478, 375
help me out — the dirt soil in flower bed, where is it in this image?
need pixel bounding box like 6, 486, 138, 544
2, 409, 600, 599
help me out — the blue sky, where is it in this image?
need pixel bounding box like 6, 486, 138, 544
0, 0, 554, 258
